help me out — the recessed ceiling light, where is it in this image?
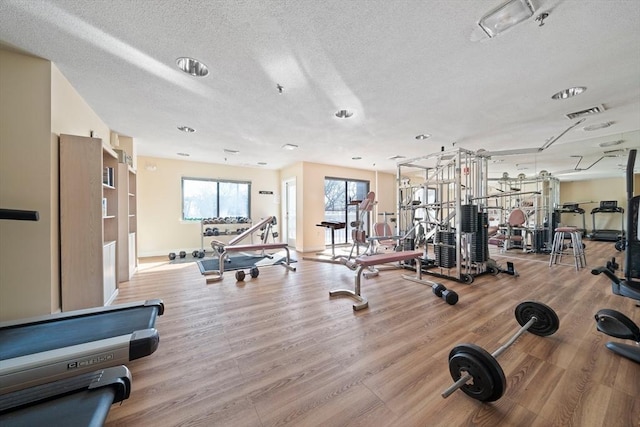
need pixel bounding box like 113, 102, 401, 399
551, 86, 586, 100
223, 149, 239, 154
415, 134, 431, 140
388, 155, 406, 160
352, 156, 362, 160
282, 144, 298, 150
599, 140, 624, 148
257, 162, 267, 166
177, 126, 195, 133
177, 152, 190, 157
584, 121, 614, 131
176, 57, 209, 77
335, 109, 354, 119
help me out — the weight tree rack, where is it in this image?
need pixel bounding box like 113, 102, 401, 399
396, 148, 494, 284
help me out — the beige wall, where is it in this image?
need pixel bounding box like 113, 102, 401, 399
137, 156, 282, 257
559, 177, 629, 232
0, 49, 111, 321
136, 158, 396, 255
297, 162, 396, 252
0, 49, 54, 320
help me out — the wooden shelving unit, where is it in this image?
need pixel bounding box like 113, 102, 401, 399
117, 163, 137, 282
59, 134, 119, 311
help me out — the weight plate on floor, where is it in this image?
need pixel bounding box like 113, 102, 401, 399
235, 270, 246, 281
448, 343, 506, 402
514, 301, 559, 336
250, 267, 260, 278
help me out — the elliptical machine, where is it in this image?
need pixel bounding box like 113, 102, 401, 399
591, 149, 640, 364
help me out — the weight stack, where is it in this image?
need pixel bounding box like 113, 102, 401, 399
470, 212, 489, 262
435, 231, 456, 268
460, 205, 478, 233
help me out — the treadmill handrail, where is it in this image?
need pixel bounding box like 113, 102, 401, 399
0, 329, 158, 395
0, 366, 131, 413
0, 299, 164, 328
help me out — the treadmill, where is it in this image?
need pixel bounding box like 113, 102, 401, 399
590, 200, 624, 241
0, 365, 131, 427
0, 299, 163, 394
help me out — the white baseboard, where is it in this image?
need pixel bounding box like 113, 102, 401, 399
139, 248, 203, 258
105, 289, 119, 306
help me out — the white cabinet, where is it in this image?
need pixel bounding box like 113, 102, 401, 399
128, 232, 137, 277
103, 241, 116, 304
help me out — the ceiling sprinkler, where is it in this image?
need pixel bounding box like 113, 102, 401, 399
535, 12, 549, 26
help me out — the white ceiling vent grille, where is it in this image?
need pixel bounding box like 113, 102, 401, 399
565, 104, 606, 120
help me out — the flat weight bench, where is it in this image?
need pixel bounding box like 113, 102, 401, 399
204, 242, 296, 283
330, 250, 425, 311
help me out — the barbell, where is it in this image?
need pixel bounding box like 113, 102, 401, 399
441, 301, 559, 402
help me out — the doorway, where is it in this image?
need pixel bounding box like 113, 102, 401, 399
282, 178, 296, 248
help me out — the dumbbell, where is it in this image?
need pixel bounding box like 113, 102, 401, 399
168, 252, 176, 260
235, 267, 259, 281
179, 251, 186, 258
441, 301, 559, 402
606, 257, 619, 271
432, 283, 458, 305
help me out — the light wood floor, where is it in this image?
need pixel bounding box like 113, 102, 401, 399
106, 241, 639, 427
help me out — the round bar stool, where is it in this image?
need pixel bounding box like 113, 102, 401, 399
549, 226, 586, 270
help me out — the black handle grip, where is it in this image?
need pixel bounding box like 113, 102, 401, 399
0, 208, 39, 221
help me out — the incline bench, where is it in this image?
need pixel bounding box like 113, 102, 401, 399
330, 250, 427, 310
203, 242, 296, 283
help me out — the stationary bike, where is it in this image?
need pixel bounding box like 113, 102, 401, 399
591, 149, 640, 364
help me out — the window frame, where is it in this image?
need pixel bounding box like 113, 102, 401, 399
323, 177, 370, 245
181, 177, 251, 221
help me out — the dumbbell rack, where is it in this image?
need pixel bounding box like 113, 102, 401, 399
200, 219, 253, 255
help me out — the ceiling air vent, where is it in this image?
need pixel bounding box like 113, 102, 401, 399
564, 104, 606, 120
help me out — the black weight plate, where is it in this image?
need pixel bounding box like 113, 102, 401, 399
449, 343, 506, 402
514, 301, 559, 337
235, 270, 245, 281
443, 290, 459, 305
432, 283, 446, 297
250, 267, 260, 278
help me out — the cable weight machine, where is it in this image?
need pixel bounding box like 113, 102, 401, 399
397, 148, 495, 284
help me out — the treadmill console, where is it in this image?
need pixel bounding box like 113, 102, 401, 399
600, 200, 618, 209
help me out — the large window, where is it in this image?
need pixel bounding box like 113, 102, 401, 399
182, 177, 250, 220
324, 178, 370, 245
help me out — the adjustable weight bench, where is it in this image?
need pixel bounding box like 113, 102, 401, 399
330, 250, 424, 310
202, 242, 296, 283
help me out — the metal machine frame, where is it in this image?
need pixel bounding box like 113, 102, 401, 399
396, 148, 492, 283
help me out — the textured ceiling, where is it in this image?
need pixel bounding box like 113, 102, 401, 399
1, 0, 639, 181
